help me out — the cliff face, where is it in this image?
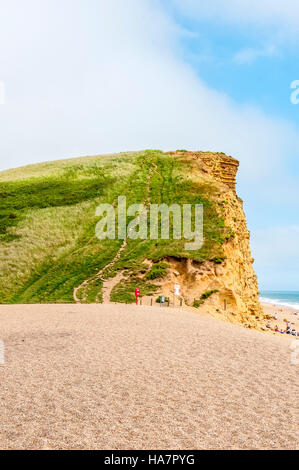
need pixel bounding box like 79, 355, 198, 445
161, 151, 264, 329
193, 151, 240, 192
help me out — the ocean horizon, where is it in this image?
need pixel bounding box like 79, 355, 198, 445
260, 291, 299, 310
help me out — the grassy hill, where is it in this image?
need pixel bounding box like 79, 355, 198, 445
0, 150, 232, 304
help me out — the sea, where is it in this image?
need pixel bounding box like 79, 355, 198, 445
259, 291, 299, 310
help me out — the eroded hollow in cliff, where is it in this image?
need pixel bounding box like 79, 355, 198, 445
218, 289, 238, 312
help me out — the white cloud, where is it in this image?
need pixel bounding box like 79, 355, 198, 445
172, 0, 299, 57
173, 0, 299, 32
234, 45, 277, 65
0, 0, 297, 184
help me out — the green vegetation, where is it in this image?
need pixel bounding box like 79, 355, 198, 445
0, 150, 233, 304
146, 262, 169, 280
0, 173, 110, 238
110, 277, 158, 304
193, 290, 219, 308
201, 289, 219, 301
156, 296, 170, 304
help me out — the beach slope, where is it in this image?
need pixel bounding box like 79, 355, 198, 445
1, 304, 298, 450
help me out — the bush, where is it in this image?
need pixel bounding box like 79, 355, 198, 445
156, 296, 169, 304
200, 289, 219, 301
146, 262, 169, 280
193, 290, 219, 308
213, 257, 225, 265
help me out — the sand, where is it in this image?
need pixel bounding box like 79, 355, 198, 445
0, 304, 298, 450
262, 302, 299, 335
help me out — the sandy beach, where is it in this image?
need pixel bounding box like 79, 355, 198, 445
0, 304, 298, 450
262, 302, 299, 336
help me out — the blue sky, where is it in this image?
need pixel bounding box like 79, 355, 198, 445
0, 0, 298, 290
161, 0, 299, 290
171, 12, 298, 121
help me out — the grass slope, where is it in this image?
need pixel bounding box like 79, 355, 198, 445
0, 150, 232, 304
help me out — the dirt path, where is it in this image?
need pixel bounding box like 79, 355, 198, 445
73, 239, 127, 303
101, 271, 125, 304
73, 159, 155, 304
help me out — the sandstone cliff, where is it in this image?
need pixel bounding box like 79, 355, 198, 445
159, 151, 264, 329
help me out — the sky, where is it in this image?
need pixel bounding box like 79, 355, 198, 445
0, 0, 298, 290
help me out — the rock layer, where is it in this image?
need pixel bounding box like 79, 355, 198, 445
161, 151, 264, 328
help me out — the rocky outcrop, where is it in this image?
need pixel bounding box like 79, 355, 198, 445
160, 151, 264, 329
193, 151, 239, 192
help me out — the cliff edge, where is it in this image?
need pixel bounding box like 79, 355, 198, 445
161, 151, 263, 329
